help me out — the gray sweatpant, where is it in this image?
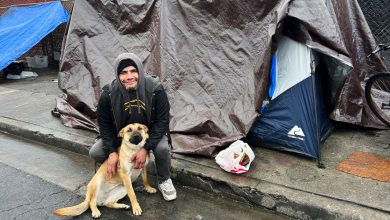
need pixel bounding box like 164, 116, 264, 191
89, 135, 171, 183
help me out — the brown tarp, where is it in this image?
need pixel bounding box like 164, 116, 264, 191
56, 0, 388, 156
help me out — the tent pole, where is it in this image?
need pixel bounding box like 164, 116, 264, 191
311, 60, 325, 168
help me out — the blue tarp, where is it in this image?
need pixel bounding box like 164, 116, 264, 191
0, 1, 69, 71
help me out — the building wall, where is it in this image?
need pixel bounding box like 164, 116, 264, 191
0, 0, 46, 7
0, 0, 51, 14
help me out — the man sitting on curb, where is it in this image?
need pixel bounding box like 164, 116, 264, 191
89, 52, 177, 201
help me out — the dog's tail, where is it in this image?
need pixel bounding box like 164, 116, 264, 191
53, 200, 89, 217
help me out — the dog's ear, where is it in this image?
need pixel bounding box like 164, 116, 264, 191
118, 126, 126, 138
143, 124, 148, 133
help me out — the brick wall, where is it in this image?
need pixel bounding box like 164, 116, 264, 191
0, 0, 47, 7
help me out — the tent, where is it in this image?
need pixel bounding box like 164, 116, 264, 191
0, 1, 69, 71
55, 0, 388, 157
247, 36, 350, 164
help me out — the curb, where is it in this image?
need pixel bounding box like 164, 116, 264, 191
170, 155, 390, 220
0, 116, 389, 220
0, 116, 93, 156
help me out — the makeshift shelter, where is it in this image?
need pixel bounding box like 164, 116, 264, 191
247, 36, 348, 163
55, 0, 388, 157
0, 1, 69, 71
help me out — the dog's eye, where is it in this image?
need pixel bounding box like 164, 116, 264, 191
127, 128, 132, 132
137, 126, 142, 131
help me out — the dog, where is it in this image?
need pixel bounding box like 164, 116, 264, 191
53, 123, 156, 218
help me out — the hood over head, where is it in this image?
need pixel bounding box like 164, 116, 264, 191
117, 59, 138, 75
113, 53, 146, 113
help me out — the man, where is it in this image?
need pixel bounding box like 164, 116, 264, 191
89, 52, 176, 201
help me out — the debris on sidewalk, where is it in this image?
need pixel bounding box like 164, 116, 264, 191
215, 140, 255, 174
336, 151, 390, 182
6, 71, 38, 80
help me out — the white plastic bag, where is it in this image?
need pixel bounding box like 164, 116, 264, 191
215, 140, 255, 174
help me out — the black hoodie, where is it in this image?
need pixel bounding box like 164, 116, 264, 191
96, 53, 170, 155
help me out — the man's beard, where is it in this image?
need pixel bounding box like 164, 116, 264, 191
126, 85, 137, 91
121, 80, 138, 91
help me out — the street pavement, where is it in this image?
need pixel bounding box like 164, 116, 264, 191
0, 132, 286, 220
0, 67, 389, 220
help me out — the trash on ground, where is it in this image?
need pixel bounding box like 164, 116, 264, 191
215, 140, 255, 174
6, 71, 38, 80
336, 151, 390, 181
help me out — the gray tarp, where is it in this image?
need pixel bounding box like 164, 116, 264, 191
55, 0, 387, 156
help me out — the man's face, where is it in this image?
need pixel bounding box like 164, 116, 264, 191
119, 65, 139, 90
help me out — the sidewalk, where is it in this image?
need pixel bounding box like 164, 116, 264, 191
0, 69, 389, 220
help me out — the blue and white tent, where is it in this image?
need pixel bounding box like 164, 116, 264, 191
248, 36, 350, 165
0, 1, 69, 71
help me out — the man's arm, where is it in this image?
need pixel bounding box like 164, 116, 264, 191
97, 91, 119, 176
143, 88, 170, 150
97, 91, 118, 155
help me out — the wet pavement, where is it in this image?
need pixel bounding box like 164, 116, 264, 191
0, 132, 288, 220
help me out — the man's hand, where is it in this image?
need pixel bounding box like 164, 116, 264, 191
130, 148, 148, 169
106, 152, 119, 178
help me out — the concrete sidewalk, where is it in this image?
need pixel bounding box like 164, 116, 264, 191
0, 69, 389, 220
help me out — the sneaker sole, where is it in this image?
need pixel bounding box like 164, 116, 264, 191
161, 192, 177, 201
158, 187, 177, 201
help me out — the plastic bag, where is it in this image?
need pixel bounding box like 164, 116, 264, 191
215, 140, 255, 174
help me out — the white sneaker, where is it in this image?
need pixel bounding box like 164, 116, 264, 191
158, 178, 177, 201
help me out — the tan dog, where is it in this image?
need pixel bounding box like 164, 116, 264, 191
53, 123, 156, 218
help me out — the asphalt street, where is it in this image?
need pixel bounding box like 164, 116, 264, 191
0, 132, 289, 220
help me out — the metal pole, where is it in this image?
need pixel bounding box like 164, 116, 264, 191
311, 60, 325, 168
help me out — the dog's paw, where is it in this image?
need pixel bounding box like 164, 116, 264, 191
132, 203, 142, 215
145, 186, 157, 194
92, 209, 101, 218
116, 203, 130, 209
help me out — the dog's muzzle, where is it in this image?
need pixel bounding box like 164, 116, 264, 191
129, 132, 143, 145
